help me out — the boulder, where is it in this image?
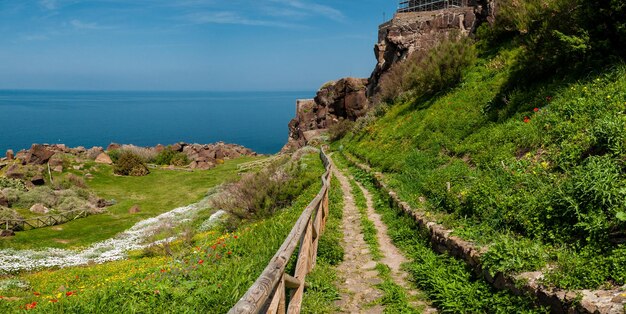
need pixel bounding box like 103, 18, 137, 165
107, 143, 121, 151
196, 162, 214, 170
128, 205, 141, 214
84, 173, 94, 179
0, 230, 15, 237
28, 144, 55, 165
52, 166, 63, 173
5, 164, 24, 179
48, 154, 64, 167
30, 175, 45, 186
5, 150, 14, 161
95, 198, 107, 208
95, 153, 113, 165
170, 143, 183, 152
198, 149, 216, 160
72, 146, 86, 154
14, 150, 30, 164
155, 144, 165, 153
86, 147, 104, 160
30, 203, 49, 214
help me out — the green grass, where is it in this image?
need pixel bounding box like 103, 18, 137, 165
301, 176, 344, 313
337, 40, 626, 289
0, 156, 263, 249
339, 157, 546, 313
0, 153, 326, 313
375, 263, 424, 314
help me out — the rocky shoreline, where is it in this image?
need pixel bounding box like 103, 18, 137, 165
1, 141, 257, 180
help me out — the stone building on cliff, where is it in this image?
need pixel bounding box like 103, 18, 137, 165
281, 0, 495, 152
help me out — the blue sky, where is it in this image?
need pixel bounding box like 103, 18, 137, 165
0, 0, 397, 91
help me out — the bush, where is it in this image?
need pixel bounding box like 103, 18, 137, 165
109, 146, 157, 163
154, 149, 189, 166
113, 152, 150, 176
211, 151, 321, 220
376, 34, 476, 104
329, 119, 355, 141
0, 177, 26, 191
57, 196, 93, 212
0, 206, 22, 220
12, 187, 58, 209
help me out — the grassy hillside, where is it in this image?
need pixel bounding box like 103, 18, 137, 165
0, 152, 326, 313
336, 11, 626, 290
0, 157, 262, 250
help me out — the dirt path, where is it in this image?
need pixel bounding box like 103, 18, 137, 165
355, 180, 437, 313
332, 165, 385, 314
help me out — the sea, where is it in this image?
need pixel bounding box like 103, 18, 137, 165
0, 90, 314, 155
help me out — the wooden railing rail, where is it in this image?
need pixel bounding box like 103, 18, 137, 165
1, 210, 88, 231
229, 149, 332, 314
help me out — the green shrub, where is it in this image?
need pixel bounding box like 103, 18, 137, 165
154, 149, 189, 166
212, 152, 321, 220
108, 149, 122, 163
170, 152, 189, 166
0, 177, 26, 191
12, 186, 58, 209
0, 206, 22, 220
376, 35, 476, 104
113, 152, 150, 176
481, 236, 550, 276
57, 196, 92, 212
328, 119, 354, 141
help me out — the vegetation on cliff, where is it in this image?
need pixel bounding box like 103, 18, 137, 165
335, 0, 626, 292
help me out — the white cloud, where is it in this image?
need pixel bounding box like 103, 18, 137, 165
184, 11, 300, 28
70, 19, 112, 30
270, 0, 345, 22
39, 0, 58, 10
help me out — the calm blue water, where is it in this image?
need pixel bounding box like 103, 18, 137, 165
0, 90, 313, 155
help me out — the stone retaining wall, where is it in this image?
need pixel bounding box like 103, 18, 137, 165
342, 152, 625, 314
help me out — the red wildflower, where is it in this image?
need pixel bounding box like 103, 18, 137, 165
533, 107, 539, 112
160, 269, 166, 273
33, 292, 40, 297
233, 235, 238, 239
198, 259, 204, 265
49, 299, 58, 303
25, 302, 37, 310
227, 251, 232, 255
211, 245, 217, 250
65, 291, 74, 297
523, 116, 531, 123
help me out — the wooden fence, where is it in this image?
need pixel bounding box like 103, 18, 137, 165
1, 210, 88, 231
229, 149, 332, 314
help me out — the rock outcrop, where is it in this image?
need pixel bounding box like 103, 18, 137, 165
3, 142, 256, 169
367, 7, 478, 97
283, 3, 496, 151
95, 153, 113, 165
283, 78, 369, 152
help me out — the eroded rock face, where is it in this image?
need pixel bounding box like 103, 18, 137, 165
367, 7, 478, 97
28, 144, 55, 165
283, 78, 369, 152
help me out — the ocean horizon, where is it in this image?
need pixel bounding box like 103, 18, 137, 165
0, 90, 314, 155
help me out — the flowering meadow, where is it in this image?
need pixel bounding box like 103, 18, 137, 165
0, 153, 326, 313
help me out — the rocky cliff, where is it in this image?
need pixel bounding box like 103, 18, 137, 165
282, 78, 368, 152
282, 2, 495, 152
